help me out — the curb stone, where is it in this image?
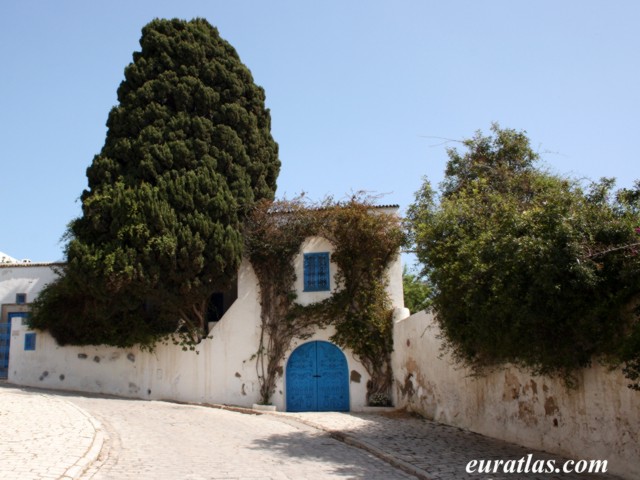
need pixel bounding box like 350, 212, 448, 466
60, 402, 106, 479
0, 385, 106, 480
205, 404, 428, 479
332, 431, 431, 480
266, 411, 430, 480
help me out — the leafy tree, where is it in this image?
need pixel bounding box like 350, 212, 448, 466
407, 124, 640, 385
31, 18, 280, 347
402, 266, 432, 314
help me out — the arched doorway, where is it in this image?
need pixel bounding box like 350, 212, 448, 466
286, 341, 349, 412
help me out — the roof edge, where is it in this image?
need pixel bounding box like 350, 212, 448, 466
0, 262, 65, 269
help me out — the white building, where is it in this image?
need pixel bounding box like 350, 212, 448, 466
1, 224, 408, 412
3, 241, 638, 478
0, 261, 61, 379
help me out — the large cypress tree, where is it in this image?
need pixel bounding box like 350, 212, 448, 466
31, 18, 280, 347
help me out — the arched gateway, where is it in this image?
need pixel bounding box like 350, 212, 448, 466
285, 340, 349, 412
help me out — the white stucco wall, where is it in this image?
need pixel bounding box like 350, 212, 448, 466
0, 264, 60, 306
6, 225, 404, 412
7, 256, 378, 411
8, 260, 264, 406
291, 234, 407, 316
1, 264, 61, 366
294, 237, 337, 306
0, 251, 19, 264
387, 253, 406, 316
393, 311, 639, 480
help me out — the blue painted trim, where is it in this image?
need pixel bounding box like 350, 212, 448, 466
24, 332, 36, 351
8, 312, 29, 323
303, 252, 331, 292
1, 312, 29, 378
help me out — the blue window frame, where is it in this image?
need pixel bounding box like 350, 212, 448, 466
24, 332, 36, 351
303, 252, 330, 292
16, 293, 27, 304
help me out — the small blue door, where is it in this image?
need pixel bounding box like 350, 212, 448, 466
0, 313, 28, 379
0, 316, 11, 379
286, 341, 349, 412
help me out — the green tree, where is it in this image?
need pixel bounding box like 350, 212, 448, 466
402, 266, 432, 314
31, 18, 280, 348
407, 124, 640, 385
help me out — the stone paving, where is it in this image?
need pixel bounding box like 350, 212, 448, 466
277, 411, 622, 480
69, 394, 414, 480
0, 383, 104, 479
0, 384, 626, 479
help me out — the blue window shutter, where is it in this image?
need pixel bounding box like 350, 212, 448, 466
16, 293, 27, 305
304, 253, 330, 292
24, 333, 36, 351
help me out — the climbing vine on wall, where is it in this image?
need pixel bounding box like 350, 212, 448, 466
244, 197, 405, 405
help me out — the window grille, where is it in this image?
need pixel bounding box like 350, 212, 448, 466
24, 333, 36, 351
304, 252, 330, 292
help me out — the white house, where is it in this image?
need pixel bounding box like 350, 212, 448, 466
0, 261, 61, 379
1, 218, 409, 412
3, 238, 638, 478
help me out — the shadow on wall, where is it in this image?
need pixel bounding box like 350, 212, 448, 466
392, 310, 639, 480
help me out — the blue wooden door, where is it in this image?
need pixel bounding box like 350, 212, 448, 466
0, 315, 13, 379
286, 341, 349, 412
285, 341, 318, 411
0, 313, 29, 379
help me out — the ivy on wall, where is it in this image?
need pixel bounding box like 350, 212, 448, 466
244, 197, 405, 405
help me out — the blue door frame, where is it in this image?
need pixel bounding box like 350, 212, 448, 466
286, 341, 349, 412
0, 312, 28, 379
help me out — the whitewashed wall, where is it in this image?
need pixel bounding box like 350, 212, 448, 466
294, 237, 337, 306
7, 234, 406, 411
8, 260, 264, 406
393, 311, 639, 480
0, 264, 60, 305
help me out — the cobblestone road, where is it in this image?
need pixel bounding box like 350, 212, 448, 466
281, 411, 622, 480
0, 385, 103, 479
68, 394, 414, 480
0, 384, 625, 480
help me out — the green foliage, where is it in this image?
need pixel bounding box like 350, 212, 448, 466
441, 125, 538, 198
321, 201, 404, 402
245, 197, 405, 404
244, 199, 318, 404
402, 267, 432, 314
30, 18, 279, 348
407, 124, 640, 385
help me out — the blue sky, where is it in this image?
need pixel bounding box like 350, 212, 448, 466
1, 1, 638, 262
